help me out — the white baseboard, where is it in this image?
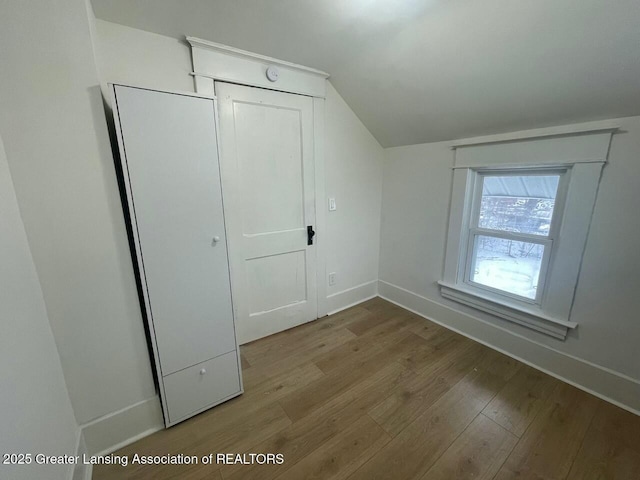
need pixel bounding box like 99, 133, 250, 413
378, 280, 640, 415
71, 430, 92, 480
326, 280, 378, 315
81, 396, 164, 456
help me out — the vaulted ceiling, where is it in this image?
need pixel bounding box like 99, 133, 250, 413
91, 0, 640, 147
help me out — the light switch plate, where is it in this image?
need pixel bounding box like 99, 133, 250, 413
328, 198, 336, 211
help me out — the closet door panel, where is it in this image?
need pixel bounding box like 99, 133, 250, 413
115, 86, 236, 376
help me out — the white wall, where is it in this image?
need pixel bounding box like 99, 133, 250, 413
324, 83, 384, 311
379, 116, 640, 411
94, 19, 194, 95
0, 135, 78, 480
0, 0, 157, 440
93, 20, 384, 312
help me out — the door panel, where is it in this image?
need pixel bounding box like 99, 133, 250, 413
114, 86, 237, 375
235, 102, 305, 234
216, 82, 317, 343
246, 251, 308, 314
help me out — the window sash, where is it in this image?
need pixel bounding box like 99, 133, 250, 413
469, 169, 568, 242
464, 231, 553, 305
468, 227, 551, 244
458, 168, 569, 306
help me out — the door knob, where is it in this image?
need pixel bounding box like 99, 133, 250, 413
199, 368, 207, 375
212, 236, 221, 245
307, 225, 315, 245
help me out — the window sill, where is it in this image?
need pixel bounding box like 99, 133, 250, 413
437, 281, 577, 340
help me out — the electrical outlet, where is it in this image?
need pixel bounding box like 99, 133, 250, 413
328, 272, 336, 286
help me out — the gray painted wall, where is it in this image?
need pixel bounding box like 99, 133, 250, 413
379, 116, 640, 383
0, 0, 156, 428
0, 134, 78, 480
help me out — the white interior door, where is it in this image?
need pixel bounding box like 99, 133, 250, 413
216, 82, 317, 344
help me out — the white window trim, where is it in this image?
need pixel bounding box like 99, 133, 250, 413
440, 128, 616, 340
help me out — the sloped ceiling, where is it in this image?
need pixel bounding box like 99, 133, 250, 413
91, 0, 640, 147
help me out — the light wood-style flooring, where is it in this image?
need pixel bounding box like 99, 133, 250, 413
94, 298, 640, 480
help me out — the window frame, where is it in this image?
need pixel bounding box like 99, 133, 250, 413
439, 129, 614, 340
461, 168, 569, 306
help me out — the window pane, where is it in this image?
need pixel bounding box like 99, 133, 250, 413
479, 174, 560, 236
471, 235, 545, 300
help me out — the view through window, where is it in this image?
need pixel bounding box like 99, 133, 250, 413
469, 174, 561, 300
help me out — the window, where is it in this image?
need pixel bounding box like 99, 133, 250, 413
439, 128, 615, 339
466, 171, 565, 303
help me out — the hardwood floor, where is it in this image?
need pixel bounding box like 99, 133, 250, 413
93, 298, 640, 480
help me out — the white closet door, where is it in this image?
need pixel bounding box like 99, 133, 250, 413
114, 86, 237, 376
216, 82, 317, 344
